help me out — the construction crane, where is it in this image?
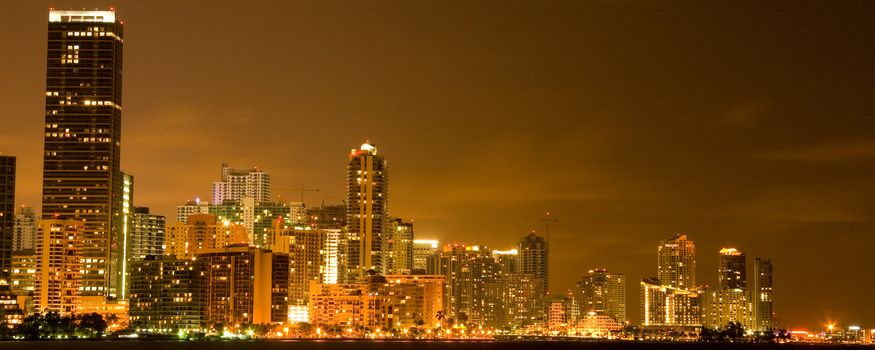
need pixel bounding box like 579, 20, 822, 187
527, 211, 558, 242
275, 184, 320, 204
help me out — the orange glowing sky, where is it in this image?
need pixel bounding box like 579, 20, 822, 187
0, 1, 873, 329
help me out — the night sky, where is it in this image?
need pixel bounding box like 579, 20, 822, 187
0, 1, 873, 329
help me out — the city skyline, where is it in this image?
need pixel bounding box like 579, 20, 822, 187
0, 2, 873, 330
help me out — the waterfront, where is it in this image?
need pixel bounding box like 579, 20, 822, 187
0, 341, 872, 350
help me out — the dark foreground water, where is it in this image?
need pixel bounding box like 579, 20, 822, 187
0, 340, 871, 350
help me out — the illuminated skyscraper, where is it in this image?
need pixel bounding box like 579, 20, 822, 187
412, 239, 439, 273
211, 163, 271, 205
0, 156, 14, 285
41, 10, 124, 298
657, 233, 696, 289
346, 142, 388, 278
34, 219, 83, 315
718, 248, 746, 290
129, 207, 165, 259
575, 269, 626, 324
752, 258, 773, 331
386, 218, 413, 274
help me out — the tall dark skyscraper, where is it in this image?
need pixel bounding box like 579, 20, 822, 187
753, 258, 774, 331
518, 232, 548, 319
41, 10, 124, 298
346, 142, 388, 278
718, 248, 746, 290
0, 156, 15, 286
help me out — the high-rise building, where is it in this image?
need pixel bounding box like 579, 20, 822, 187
657, 233, 696, 289
346, 142, 388, 278
640, 277, 703, 327
704, 248, 753, 329
34, 219, 83, 315
0, 155, 14, 285
116, 172, 133, 299
575, 269, 626, 324
176, 198, 298, 247
718, 248, 746, 290
165, 213, 248, 258
10, 250, 37, 297
306, 204, 346, 230
412, 239, 439, 273
752, 258, 773, 331
384, 274, 445, 328
272, 226, 325, 322
702, 288, 752, 329
211, 163, 271, 205
129, 207, 165, 259
129, 255, 208, 333
322, 229, 345, 285
385, 218, 413, 274
308, 274, 444, 329
42, 10, 125, 298
196, 245, 289, 324
518, 232, 548, 318
12, 207, 37, 253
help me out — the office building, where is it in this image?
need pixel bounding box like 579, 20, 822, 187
129, 207, 165, 259
752, 258, 774, 331
718, 248, 746, 290
576, 269, 626, 324
211, 163, 271, 205
384, 274, 445, 328
306, 204, 346, 230
196, 245, 289, 324
385, 218, 413, 275
34, 219, 83, 315
165, 213, 248, 258
0, 155, 13, 285
10, 250, 37, 296
308, 274, 444, 329
346, 142, 389, 277
412, 239, 439, 273
272, 225, 325, 322
657, 233, 696, 289
42, 10, 125, 298
12, 207, 37, 253
322, 228, 345, 284
176, 198, 299, 247
518, 233, 548, 319
129, 255, 208, 333
640, 277, 703, 327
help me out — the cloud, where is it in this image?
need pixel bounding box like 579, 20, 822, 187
755, 139, 875, 162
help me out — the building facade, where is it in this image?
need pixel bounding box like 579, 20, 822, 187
12, 207, 36, 254
34, 219, 83, 315
211, 163, 271, 205
165, 213, 248, 258
42, 10, 125, 298
412, 239, 439, 273
385, 218, 413, 275
129, 255, 208, 332
346, 142, 389, 278
575, 269, 626, 324
752, 258, 773, 331
129, 207, 165, 259
196, 245, 289, 325
718, 248, 746, 290
272, 226, 325, 322
657, 233, 696, 290
0, 155, 13, 285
